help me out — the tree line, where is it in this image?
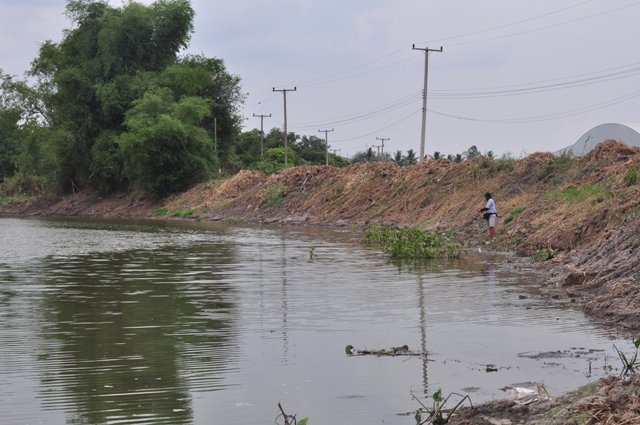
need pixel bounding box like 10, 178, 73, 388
0, 0, 495, 200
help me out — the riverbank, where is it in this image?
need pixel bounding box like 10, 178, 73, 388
2, 141, 638, 335
2, 141, 639, 424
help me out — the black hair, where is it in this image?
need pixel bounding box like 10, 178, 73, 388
484, 192, 492, 199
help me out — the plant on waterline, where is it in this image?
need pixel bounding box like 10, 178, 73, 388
532, 247, 556, 262
363, 223, 464, 260
613, 339, 640, 376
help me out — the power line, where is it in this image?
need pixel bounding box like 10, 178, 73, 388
444, 1, 640, 48
429, 89, 640, 124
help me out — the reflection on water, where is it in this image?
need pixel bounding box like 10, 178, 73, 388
0, 217, 629, 425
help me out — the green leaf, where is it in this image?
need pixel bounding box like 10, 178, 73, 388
432, 389, 442, 403
298, 418, 308, 425
634, 338, 640, 349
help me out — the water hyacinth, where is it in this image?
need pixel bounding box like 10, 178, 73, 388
363, 223, 464, 259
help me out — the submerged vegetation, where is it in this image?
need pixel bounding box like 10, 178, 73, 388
363, 223, 464, 260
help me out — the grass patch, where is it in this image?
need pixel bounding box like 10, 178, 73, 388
170, 209, 195, 218
222, 218, 244, 225
154, 207, 169, 216
395, 181, 407, 195
332, 181, 345, 198
154, 207, 195, 218
540, 153, 574, 183
263, 182, 286, 208
624, 167, 638, 186
503, 207, 525, 225
547, 183, 606, 202
0, 193, 38, 205
532, 247, 556, 262
363, 223, 464, 259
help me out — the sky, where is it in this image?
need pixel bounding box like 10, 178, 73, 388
2, 0, 640, 159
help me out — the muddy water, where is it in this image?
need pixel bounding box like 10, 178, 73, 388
0, 217, 629, 425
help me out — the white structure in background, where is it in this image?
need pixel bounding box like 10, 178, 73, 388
557, 123, 640, 156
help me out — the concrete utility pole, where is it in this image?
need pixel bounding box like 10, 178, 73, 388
253, 113, 271, 160
376, 137, 390, 156
318, 128, 334, 166
331, 148, 341, 157
373, 145, 381, 156
273, 87, 297, 167
213, 117, 218, 155
412, 44, 443, 161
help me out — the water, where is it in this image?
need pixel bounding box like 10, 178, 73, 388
0, 217, 629, 425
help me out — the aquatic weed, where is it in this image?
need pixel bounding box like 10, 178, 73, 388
363, 223, 463, 260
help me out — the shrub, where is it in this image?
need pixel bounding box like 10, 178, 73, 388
363, 223, 463, 259
263, 182, 286, 208
624, 167, 638, 187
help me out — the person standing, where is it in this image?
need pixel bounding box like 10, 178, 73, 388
480, 192, 497, 241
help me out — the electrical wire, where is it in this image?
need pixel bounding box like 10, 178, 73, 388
445, 1, 640, 48
290, 92, 421, 130
429, 89, 640, 124
330, 110, 421, 143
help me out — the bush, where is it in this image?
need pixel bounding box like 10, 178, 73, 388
624, 167, 638, 187
363, 223, 464, 259
263, 182, 286, 208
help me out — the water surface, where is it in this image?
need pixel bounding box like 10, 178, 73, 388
0, 217, 628, 425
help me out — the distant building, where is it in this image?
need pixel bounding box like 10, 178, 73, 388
557, 123, 640, 156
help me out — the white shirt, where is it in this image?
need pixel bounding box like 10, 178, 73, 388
485, 198, 497, 214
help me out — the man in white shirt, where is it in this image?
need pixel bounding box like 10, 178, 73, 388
479, 192, 497, 241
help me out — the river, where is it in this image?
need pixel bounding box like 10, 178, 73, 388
0, 217, 629, 425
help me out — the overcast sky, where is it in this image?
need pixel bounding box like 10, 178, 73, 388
2, 0, 640, 158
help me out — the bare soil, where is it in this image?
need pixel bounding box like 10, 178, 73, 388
2, 140, 639, 424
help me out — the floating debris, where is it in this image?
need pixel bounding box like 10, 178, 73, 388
344, 344, 424, 357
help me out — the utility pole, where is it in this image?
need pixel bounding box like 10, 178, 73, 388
376, 137, 390, 156
373, 145, 381, 156
412, 44, 443, 161
273, 87, 297, 167
318, 128, 334, 166
331, 148, 341, 157
253, 113, 271, 160
213, 117, 218, 155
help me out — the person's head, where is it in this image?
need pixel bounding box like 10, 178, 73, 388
484, 192, 492, 200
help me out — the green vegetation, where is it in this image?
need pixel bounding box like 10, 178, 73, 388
541, 153, 575, 183
503, 207, 525, 225
0, 0, 352, 202
363, 223, 463, 259
395, 181, 407, 195
547, 183, 606, 202
624, 167, 638, 186
613, 339, 639, 376
263, 182, 286, 208
532, 247, 556, 262
153, 207, 194, 218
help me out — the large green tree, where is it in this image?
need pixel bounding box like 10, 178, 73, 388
21, 0, 243, 196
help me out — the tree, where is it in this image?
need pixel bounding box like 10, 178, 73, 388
20, 0, 244, 195
404, 149, 417, 166
119, 89, 217, 198
464, 145, 480, 160
433, 151, 441, 160
393, 150, 404, 165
